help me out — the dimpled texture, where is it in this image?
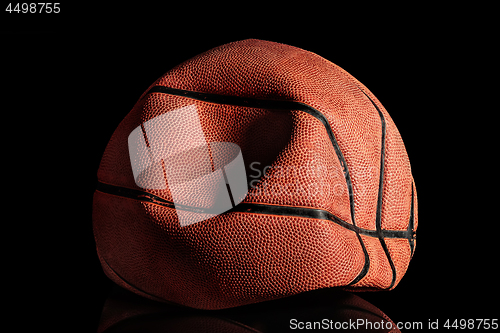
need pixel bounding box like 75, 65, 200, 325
93, 39, 417, 309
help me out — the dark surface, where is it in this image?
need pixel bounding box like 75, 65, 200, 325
97, 284, 403, 332
3, 6, 496, 331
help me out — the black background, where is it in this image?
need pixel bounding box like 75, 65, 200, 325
3, 4, 497, 332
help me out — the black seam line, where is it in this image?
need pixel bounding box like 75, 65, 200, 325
408, 184, 416, 256
144, 85, 366, 285
222, 169, 236, 208
360, 90, 398, 290
95, 181, 414, 239
146, 86, 357, 225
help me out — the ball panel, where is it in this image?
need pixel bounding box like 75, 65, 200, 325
94, 190, 366, 309
348, 235, 393, 289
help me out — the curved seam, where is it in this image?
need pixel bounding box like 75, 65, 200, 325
145, 86, 357, 222
408, 184, 416, 256
359, 90, 397, 290
144, 86, 370, 283
96, 181, 414, 240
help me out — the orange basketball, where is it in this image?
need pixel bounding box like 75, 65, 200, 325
93, 39, 417, 310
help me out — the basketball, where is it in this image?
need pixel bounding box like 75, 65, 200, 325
93, 39, 417, 310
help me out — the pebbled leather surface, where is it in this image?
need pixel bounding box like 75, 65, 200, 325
93, 39, 417, 309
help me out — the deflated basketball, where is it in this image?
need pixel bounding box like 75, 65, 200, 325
93, 39, 417, 310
